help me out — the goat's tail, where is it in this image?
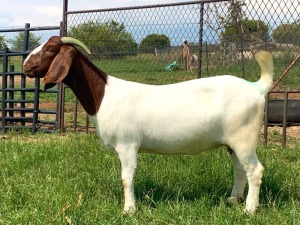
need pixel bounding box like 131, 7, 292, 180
255, 51, 274, 95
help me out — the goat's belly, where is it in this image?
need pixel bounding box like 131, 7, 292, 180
91, 114, 224, 155
137, 121, 224, 154
139, 138, 222, 155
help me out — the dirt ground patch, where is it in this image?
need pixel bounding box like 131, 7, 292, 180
270, 91, 300, 100
262, 125, 300, 148
267, 126, 300, 139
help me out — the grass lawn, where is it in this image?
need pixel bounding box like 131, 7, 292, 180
0, 132, 299, 224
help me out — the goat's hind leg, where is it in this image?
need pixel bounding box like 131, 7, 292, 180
244, 155, 264, 214
227, 147, 246, 205
231, 147, 264, 214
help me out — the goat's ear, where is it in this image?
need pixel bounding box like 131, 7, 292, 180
44, 82, 57, 91
43, 45, 77, 84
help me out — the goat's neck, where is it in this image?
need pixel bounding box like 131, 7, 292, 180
63, 53, 107, 115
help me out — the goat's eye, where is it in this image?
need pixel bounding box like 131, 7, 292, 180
46, 47, 56, 53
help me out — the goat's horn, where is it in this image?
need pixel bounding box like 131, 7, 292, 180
61, 37, 91, 54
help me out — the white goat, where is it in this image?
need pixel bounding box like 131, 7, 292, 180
189, 54, 198, 71
23, 36, 273, 214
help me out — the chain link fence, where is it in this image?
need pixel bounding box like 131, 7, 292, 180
66, 2, 201, 85
0, 1, 299, 143
63, 0, 300, 145
65, 0, 300, 88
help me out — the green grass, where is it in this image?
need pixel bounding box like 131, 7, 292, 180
0, 132, 299, 224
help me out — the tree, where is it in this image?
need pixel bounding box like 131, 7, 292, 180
0, 36, 7, 50
220, 0, 269, 44
220, 0, 246, 42
68, 20, 138, 58
272, 23, 300, 44
222, 19, 269, 43
8, 32, 41, 51
139, 34, 171, 53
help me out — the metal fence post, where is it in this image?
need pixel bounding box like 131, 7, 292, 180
8, 65, 15, 119
1, 48, 8, 132
23, 23, 30, 52
32, 77, 40, 133
60, 1, 69, 132
57, 22, 65, 132
63, 0, 68, 37
197, 2, 204, 79
282, 92, 288, 147
240, 36, 245, 78
264, 93, 269, 146
22, 23, 31, 127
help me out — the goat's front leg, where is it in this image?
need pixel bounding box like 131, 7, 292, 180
116, 145, 138, 214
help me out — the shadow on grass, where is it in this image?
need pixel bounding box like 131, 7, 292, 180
260, 176, 300, 209
133, 175, 299, 211
134, 178, 230, 209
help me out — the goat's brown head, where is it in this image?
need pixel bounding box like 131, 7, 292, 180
23, 36, 91, 87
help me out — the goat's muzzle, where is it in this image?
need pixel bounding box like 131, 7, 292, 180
23, 63, 44, 79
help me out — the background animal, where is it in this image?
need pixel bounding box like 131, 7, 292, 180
23, 36, 273, 214
189, 54, 198, 71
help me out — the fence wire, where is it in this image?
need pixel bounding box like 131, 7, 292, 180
66, 0, 300, 88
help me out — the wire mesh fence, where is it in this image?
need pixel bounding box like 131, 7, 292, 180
66, 2, 201, 84
0, 1, 298, 144
65, 0, 300, 88
63, 0, 300, 144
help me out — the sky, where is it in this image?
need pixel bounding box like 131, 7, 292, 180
0, 0, 186, 28
1, 0, 298, 46
1, 0, 298, 29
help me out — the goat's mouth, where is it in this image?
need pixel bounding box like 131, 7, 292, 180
23, 70, 34, 78
23, 66, 45, 79
23, 70, 40, 78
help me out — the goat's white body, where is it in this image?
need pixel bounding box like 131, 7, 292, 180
91, 75, 264, 154
90, 74, 268, 213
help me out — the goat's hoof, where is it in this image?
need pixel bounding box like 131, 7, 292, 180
244, 205, 259, 214
122, 206, 136, 214
227, 197, 243, 205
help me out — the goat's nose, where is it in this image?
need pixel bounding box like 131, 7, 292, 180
23, 65, 35, 77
